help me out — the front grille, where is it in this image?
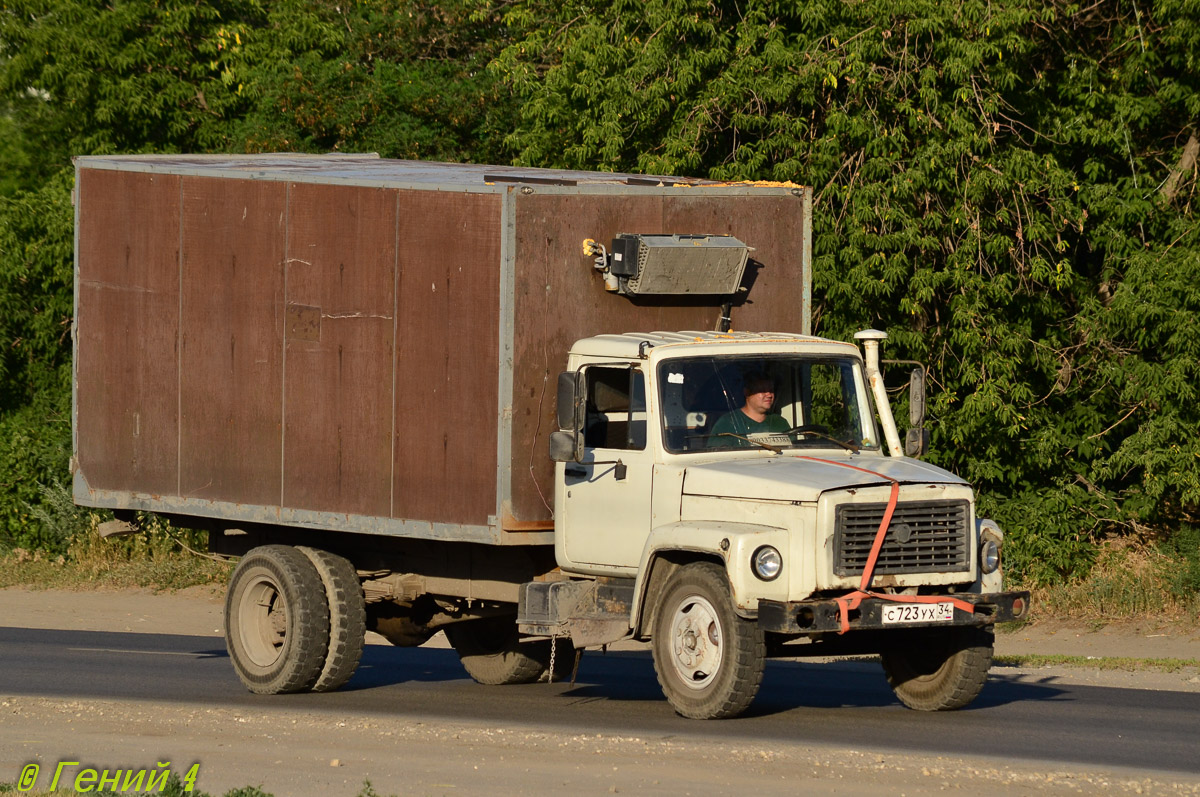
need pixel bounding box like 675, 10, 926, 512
834, 499, 970, 576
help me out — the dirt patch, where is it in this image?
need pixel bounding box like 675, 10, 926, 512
1, 585, 226, 636
997, 618, 1200, 661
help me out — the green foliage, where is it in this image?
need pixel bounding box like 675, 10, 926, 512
489, 0, 1200, 584
0, 0, 268, 183
1156, 524, 1200, 601
0, 0, 511, 182
0, 171, 74, 407
0, 106, 29, 196
232, 0, 517, 162
0, 507, 231, 591
1032, 537, 1200, 621
1, 0, 1198, 593
0, 172, 75, 548
22, 478, 88, 554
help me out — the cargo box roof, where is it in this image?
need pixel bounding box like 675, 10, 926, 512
73, 153, 724, 190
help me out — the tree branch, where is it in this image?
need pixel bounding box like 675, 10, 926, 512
1161, 131, 1198, 202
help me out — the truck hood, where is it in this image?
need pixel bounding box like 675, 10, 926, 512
683, 454, 967, 502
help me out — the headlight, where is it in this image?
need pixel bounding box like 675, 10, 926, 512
980, 539, 1001, 574
752, 545, 782, 581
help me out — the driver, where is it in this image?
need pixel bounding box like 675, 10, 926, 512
710, 372, 790, 446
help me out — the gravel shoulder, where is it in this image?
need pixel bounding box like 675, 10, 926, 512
2, 586, 1200, 796
4, 693, 1200, 797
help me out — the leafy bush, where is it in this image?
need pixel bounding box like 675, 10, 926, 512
1156, 524, 1200, 603
489, 0, 1200, 583
1, 0, 1198, 597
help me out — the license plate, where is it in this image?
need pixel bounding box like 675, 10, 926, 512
881, 602, 955, 625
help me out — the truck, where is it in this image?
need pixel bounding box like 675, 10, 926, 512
71, 154, 1028, 719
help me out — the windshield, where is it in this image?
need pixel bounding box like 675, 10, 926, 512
657, 355, 880, 454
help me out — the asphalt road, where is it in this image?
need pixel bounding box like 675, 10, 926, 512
3, 625, 1198, 776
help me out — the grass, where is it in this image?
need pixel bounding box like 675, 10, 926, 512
0, 516, 230, 592
994, 653, 1200, 673
1020, 538, 1200, 627
1, 479, 229, 592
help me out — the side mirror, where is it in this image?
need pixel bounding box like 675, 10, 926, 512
905, 428, 930, 458
556, 371, 585, 430
909, 367, 926, 427
552, 370, 586, 463
906, 367, 928, 457
549, 430, 583, 463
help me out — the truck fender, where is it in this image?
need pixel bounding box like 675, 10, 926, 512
630, 521, 790, 637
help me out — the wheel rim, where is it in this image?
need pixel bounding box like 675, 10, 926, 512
668, 593, 723, 690
238, 574, 289, 668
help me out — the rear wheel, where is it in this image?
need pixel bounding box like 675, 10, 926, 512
445, 616, 565, 685
651, 562, 765, 719
881, 626, 994, 710
297, 547, 366, 692
224, 545, 330, 695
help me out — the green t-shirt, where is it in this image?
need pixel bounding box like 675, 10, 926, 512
709, 411, 790, 447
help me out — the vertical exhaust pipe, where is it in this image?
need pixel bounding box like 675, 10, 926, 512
855, 329, 904, 457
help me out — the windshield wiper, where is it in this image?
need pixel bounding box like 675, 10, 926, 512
793, 430, 860, 452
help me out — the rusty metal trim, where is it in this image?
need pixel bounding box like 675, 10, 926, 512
500, 503, 554, 532
72, 470, 554, 547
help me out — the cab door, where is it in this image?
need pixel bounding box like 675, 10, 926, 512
560, 365, 654, 572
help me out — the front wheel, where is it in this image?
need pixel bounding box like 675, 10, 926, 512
651, 562, 765, 719
445, 616, 569, 685
881, 626, 994, 710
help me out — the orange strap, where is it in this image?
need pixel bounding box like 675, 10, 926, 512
795, 456, 976, 634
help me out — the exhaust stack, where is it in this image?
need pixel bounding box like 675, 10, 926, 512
855, 329, 904, 456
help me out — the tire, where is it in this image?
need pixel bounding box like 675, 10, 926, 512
297, 547, 366, 692
881, 625, 994, 711
651, 562, 765, 719
445, 616, 558, 685
224, 545, 330, 695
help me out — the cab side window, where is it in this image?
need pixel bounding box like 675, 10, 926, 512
584, 367, 646, 450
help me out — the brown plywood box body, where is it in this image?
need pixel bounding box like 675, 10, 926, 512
72, 155, 812, 546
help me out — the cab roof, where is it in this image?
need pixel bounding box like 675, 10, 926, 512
569, 331, 860, 360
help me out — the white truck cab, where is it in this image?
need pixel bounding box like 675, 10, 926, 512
530, 329, 1027, 718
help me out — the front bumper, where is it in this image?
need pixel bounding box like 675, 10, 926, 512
758, 590, 1030, 634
